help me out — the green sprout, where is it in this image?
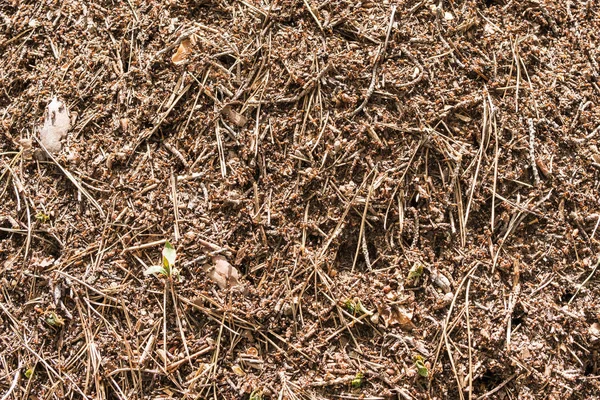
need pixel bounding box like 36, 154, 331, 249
351, 372, 364, 388
249, 389, 263, 400
45, 311, 64, 327
343, 298, 373, 317
24, 367, 34, 379
144, 241, 179, 280
344, 298, 356, 314
414, 355, 429, 378
406, 262, 424, 285
35, 211, 50, 223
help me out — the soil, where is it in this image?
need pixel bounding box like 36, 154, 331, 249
2, 1, 600, 399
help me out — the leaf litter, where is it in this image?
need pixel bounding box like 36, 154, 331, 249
1, 1, 600, 399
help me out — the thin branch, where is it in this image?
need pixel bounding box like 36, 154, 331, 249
349, 6, 396, 117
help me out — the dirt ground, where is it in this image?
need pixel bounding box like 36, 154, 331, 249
2, 0, 600, 399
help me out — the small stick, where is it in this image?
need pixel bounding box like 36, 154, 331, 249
568, 257, 600, 304
505, 257, 521, 351
466, 279, 474, 400
34, 137, 105, 217
571, 124, 600, 144
215, 120, 227, 177
410, 207, 419, 249
361, 234, 371, 269
527, 118, 540, 186
0, 364, 21, 400
196, 237, 226, 253
171, 171, 180, 241
490, 92, 499, 232
132, 83, 191, 152
123, 238, 167, 252
319, 169, 376, 259
250, 63, 332, 105
303, 0, 323, 31
475, 373, 519, 400
443, 152, 463, 208
434, 5, 465, 69
167, 345, 214, 372
163, 141, 189, 169
349, 6, 396, 117
55, 270, 120, 303
397, 45, 428, 88
569, 99, 591, 133
351, 171, 376, 272
430, 263, 480, 390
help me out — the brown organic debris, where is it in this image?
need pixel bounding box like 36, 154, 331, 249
171, 38, 193, 65
2, 1, 600, 399
203, 255, 241, 290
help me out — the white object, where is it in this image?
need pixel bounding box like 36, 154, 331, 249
40, 97, 70, 153
431, 268, 452, 294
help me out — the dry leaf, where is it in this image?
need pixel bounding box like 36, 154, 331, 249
172, 39, 192, 65
186, 363, 208, 381
40, 97, 70, 153
19, 138, 33, 160
377, 303, 415, 330
204, 255, 240, 289
222, 105, 248, 127
19, 138, 32, 150
370, 312, 379, 324
231, 364, 246, 376
119, 118, 129, 132
590, 322, 600, 342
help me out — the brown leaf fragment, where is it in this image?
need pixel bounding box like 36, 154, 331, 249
203, 255, 240, 289
171, 38, 192, 65
19, 138, 33, 159
221, 105, 248, 127
377, 303, 415, 330
590, 322, 600, 343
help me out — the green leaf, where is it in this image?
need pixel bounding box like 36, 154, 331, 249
35, 212, 50, 223
162, 241, 176, 268
24, 368, 34, 379
344, 298, 372, 316
406, 262, 424, 285
351, 372, 364, 388
414, 355, 429, 377
144, 265, 167, 276
45, 311, 64, 327
344, 299, 356, 314
249, 390, 263, 400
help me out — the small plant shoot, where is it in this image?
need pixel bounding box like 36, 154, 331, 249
343, 298, 373, 317
414, 355, 429, 378
406, 262, 424, 286
35, 211, 50, 223
45, 311, 64, 327
144, 241, 180, 280
351, 372, 365, 388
